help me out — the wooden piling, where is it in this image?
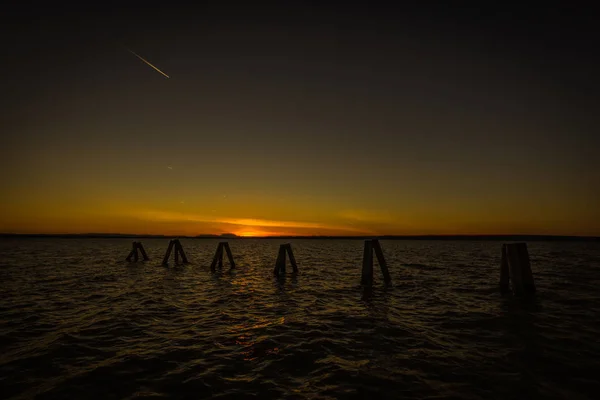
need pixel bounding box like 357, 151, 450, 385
284, 244, 298, 273
162, 240, 175, 265
223, 242, 236, 269
210, 242, 234, 271
505, 244, 524, 295
210, 243, 223, 272
503, 243, 535, 295
137, 242, 149, 261
372, 239, 391, 284
515, 243, 535, 293
361, 240, 374, 286
175, 240, 189, 264
126, 241, 136, 262
218, 244, 224, 268
361, 239, 392, 286
274, 245, 287, 277
500, 244, 510, 293
162, 239, 189, 265
126, 242, 149, 262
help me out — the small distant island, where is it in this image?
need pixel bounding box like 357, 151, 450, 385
0, 233, 599, 241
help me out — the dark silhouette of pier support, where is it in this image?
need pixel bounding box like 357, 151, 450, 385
500, 243, 535, 295
210, 242, 236, 272
273, 244, 298, 277
162, 239, 188, 265
126, 241, 149, 262
361, 239, 391, 286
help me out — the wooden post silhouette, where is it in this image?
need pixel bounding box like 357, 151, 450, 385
162, 240, 175, 265
210, 243, 222, 272
218, 245, 223, 268
361, 239, 391, 286
174, 240, 188, 264
274, 243, 298, 277
517, 243, 535, 293
372, 239, 391, 284
162, 239, 188, 265
501, 243, 535, 295
500, 244, 510, 293
285, 244, 298, 272
274, 245, 285, 276
137, 242, 149, 261
126, 241, 138, 262
126, 241, 149, 262
223, 242, 236, 269
210, 242, 235, 272
361, 240, 373, 285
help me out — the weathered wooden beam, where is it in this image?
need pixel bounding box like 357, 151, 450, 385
284, 243, 298, 273
218, 243, 224, 268
274, 245, 287, 276
361, 240, 374, 286
162, 240, 175, 266
505, 243, 524, 295
126, 241, 136, 262
503, 243, 535, 295
210, 243, 223, 272
177, 240, 189, 264
223, 242, 236, 269
516, 242, 535, 294
133, 242, 139, 262
372, 239, 391, 284
136, 242, 149, 261
500, 244, 510, 293
168, 239, 189, 264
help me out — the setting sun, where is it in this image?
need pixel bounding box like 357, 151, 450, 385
237, 231, 263, 237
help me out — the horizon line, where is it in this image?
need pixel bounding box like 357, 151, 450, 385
1, 233, 599, 241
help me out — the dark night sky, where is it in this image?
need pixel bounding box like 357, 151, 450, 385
1, 2, 598, 236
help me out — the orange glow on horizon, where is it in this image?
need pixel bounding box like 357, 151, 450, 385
238, 231, 262, 237
1, 186, 598, 237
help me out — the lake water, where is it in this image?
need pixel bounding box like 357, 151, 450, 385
1, 239, 599, 399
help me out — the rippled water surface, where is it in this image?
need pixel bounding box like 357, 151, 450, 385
1, 239, 600, 399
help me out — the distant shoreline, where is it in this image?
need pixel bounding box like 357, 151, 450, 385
1, 233, 599, 241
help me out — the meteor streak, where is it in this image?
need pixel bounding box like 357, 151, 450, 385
126, 48, 170, 78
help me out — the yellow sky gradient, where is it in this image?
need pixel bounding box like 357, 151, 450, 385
1, 184, 597, 236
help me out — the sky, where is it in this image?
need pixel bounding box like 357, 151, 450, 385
1, 3, 598, 236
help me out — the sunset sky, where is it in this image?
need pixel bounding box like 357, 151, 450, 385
1, 4, 598, 236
